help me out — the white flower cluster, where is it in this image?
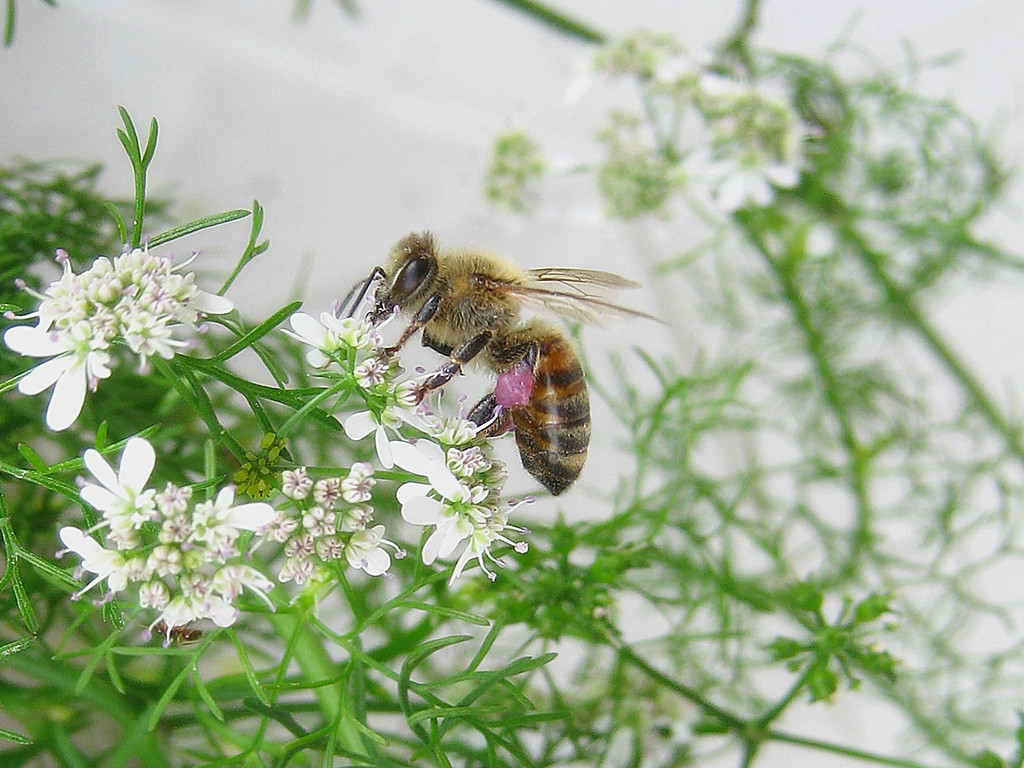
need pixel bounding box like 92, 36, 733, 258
693, 73, 805, 212
286, 309, 423, 468
394, 418, 530, 583
59, 437, 275, 637
584, 32, 809, 216
5, 246, 233, 430
289, 307, 531, 583
264, 464, 404, 584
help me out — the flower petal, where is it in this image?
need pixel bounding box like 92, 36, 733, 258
344, 411, 377, 440
80, 484, 123, 513
375, 425, 394, 468
305, 349, 330, 368
390, 441, 433, 475
18, 354, 73, 395
226, 502, 276, 531
84, 449, 121, 495
427, 465, 462, 502
206, 596, 239, 627
360, 547, 391, 576
214, 486, 236, 509
450, 543, 477, 582
397, 482, 432, 505
437, 521, 472, 559
5, 325, 67, 357
118, 437, 155, 494
191, 290, 234, 315
59, 526, 102, 560
422, 526, 447, 565
46, 361, 87, 431
288, 312, 322, 344
401, 495, 444, 525
716, 172, 749, 212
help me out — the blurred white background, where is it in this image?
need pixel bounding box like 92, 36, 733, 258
3, 1, 1024, 764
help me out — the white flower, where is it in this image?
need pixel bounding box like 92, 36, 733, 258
285, 311, 378, 368
189, 486, 275, 549
6, 246, 231, 429
392, 440, 527, 581
212, 564, 275, 607
4, 323, 111, 431
340, 505, 374, 532
391, 440, 463, 502
353, 357, 388, 388
312, 477, 343, 509
80, 437, 157, 545
345, 524, 395, 576
59, 526, 130, 599
138, 580, 170, 609
343, 403, 422, 469
279, 555, 316, 585
281, 467, 312, 500
152, 593, 238, 634
712, 160, 800, 212
341, 462, 375, 503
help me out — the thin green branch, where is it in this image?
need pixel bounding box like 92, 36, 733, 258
484, 0, 606, 43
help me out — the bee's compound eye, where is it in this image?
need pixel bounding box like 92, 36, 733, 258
394, 255, 430, 299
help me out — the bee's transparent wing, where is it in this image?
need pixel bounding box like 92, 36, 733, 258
506, 268, 661, 326
526, 267, 641, 293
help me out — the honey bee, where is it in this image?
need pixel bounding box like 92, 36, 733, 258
367, 232, 656, 495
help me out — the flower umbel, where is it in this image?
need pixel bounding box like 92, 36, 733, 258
265, 464, 402, 587
5, 246, 233, 430
60, 437, 274, 637
392, 420, 528, 583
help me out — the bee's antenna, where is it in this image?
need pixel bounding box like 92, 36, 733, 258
339, 266, 385, 318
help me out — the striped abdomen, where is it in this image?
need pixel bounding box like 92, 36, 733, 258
511, 333, 590, 495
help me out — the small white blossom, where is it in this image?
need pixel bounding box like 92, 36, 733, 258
340, 505, 374, 532
281, 467, 312, 500
392, 439, 526, 582
4, 323, 112, 430
301, 505, 336, 538
279, 555, 316, 585
285, 311, 379, 368
354, 356, 388, 388
80, 437, 157, 546
313, 477, 343, 509
138, 580, 170, 609
341, 462, 375, 503
188, 486, 275, 550
266, 509, 300, 543
155, 483, 192, 516
147, 544, 184, 577
345, 524, 396, 576
212, 564, 275, 607
59, 526, 131, 599
344, 400, 427, 469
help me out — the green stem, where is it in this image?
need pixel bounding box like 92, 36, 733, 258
765, 729, 954, 768
485, 0, 606, 44
718, 0, 761, 72
266, 611, 364, 757
742, 218, 873, 581
605, 630, 745, 730
842, 221, 1024, 466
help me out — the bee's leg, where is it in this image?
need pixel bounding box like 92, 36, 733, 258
415, 330, 492, 400
467, 392, 514, 436
383, 292, 442, 356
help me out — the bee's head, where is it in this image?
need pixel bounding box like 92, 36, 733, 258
371, 231, 439, 323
